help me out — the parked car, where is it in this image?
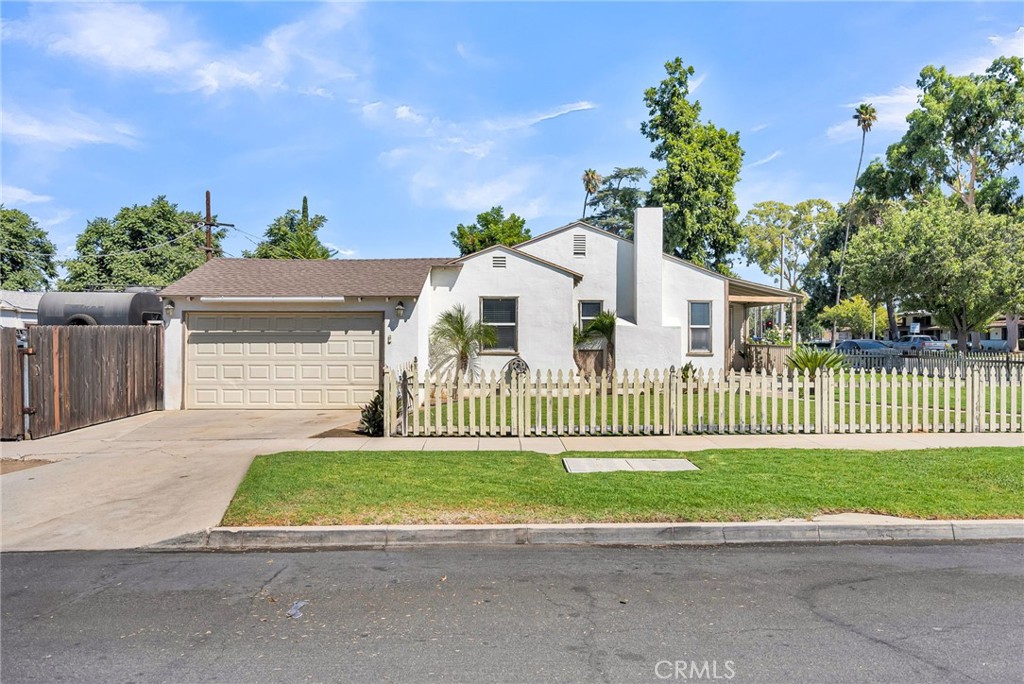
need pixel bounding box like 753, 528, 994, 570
973, 339, 1010, 352
892, 334, 947, 352
836, 339, 894, 352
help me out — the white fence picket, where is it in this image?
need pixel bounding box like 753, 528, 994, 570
383, 363, 1022, 437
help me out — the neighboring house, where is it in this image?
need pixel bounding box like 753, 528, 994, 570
159, 208, 799, 409
896, 310, 1022, 351
0, 290, 43, 328
894, 311, 954, 342
983, 314, 1022, 351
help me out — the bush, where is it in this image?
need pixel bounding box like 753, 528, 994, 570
359, 390, 385, 437
786, 346, 847, 373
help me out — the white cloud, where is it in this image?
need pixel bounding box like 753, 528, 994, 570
483, 101, 596, 132
826, 85, 919, 142
454, 41, 494, 68
37, 209, 75, 231
1, 185, 52, 205
746, 150, 782, 169
361, 101, 385, 120
324, 242, 356, 258
825, 27, 1024, 143
1, 108, 139, 150
363, 97, 595, 216
438, 169, 538, 213
951, 26, 1024, 75
3, 3, 364, 97
394, 105, 426, 124
748, 123, 770, 134
689, 72, 708, 94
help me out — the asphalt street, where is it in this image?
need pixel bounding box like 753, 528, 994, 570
2, 544, 1022, 684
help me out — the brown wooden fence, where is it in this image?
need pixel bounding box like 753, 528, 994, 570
0, 325, 163, 440
0, 328, 24, 439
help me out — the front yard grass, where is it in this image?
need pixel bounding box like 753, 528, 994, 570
221, 447, 1024, 526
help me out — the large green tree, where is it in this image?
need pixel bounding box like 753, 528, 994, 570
739, 199, 836, 292
846, 201, 1024, 352
882, 56, 1024, 210
584, 166, 648, 237
451, 206, 530, 256
244, 196, 334, 259
642, 58, 744, 272
61, 196, 223, 291
1, 206, 57, 290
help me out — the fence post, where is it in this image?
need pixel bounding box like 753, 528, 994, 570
668, 365, 676, 436
400, 370, 410, 437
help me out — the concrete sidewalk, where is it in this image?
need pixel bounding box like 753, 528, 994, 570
1, 410, 1021, 552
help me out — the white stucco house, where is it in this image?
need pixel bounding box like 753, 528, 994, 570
159, 208, 800, 409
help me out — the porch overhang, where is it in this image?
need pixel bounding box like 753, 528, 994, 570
726, 280, 805, 309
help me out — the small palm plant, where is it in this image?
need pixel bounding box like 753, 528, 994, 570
786, 345, 847, 374
575, 310, 616, 376
429, 304, 498, 381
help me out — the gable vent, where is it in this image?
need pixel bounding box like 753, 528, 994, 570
492, 255, 507, 269
573, 234, 586, 257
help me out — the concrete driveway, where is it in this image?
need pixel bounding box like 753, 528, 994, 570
1, 410, 360, 552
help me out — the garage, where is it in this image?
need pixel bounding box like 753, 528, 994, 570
185, 313, 381, 409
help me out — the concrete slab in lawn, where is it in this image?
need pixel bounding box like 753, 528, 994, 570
563, 458, 633, 473
625, 458, 700, 472
563, 457, 699, 473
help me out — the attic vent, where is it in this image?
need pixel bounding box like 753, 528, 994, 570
492, 255, 507, 269
573, 234, 586, 257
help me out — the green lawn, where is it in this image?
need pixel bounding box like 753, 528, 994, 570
221, 447, 1024, 526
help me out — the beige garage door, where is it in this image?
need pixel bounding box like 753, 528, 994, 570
186, 313, 381, 409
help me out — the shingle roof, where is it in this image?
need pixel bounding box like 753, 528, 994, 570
159, 258, 454, 298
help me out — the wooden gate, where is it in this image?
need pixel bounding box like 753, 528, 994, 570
0, 325, 163, 440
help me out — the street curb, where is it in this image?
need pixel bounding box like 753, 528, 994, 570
200, 520, 1024, 551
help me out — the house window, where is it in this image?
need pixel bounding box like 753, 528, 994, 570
689, 301, 712, 353
579, 301, 602, 329
573, 234, 586, 257
481, 298, 517, 352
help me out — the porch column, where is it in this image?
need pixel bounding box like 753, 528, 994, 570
790, 297, 797, 350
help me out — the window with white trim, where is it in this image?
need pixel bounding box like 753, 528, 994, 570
481, 298, 517, 352
579, 301, 603, 329
689, 301, 712, 353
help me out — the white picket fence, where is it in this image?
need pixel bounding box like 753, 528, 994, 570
383, 366, 1024, 437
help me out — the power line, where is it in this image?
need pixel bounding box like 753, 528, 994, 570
5, 223, 206, 259
228, 224, 307, 261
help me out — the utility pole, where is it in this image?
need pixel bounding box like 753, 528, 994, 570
779, 234, 786, 330
205, 191, 212, 262
202, 190, 234, 261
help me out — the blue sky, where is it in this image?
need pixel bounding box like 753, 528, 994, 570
2, 1, 1022, 286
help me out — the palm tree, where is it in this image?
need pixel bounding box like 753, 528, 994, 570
832, 103, 877, 347
581, 169, 602, 219
428, 304, 498, 380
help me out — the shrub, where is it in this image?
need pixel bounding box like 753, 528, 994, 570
359, 390, 385, 437
786, 346, 847, 373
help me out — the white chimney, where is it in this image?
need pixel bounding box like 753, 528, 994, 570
634, 207, 664, 327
